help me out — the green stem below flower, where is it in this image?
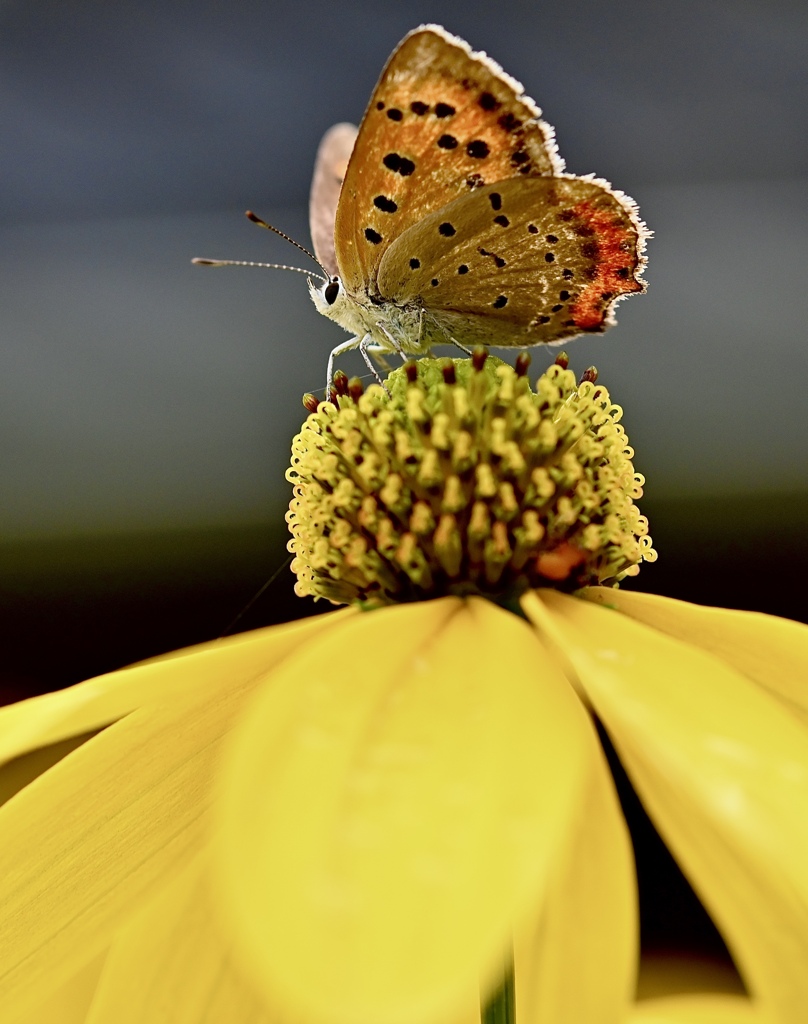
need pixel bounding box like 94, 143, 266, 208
481, 962, 515, 1024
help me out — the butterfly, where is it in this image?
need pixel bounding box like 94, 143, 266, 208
198, 25, 647, 397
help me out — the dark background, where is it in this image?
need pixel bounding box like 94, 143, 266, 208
1, 0, 806, 975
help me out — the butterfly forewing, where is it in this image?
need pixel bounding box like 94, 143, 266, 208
309, 122, 358, 276
334, 25, 563, 297
376, 177, 644, 348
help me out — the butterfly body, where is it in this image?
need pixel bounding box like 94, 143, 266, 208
307, 275, 434, 359
307, 25, 647, 393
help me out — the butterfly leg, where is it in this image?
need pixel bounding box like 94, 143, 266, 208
376, 322, 409, 364
421, 312, 471, 358
365, 346, 393, 372
446, 333, 473, 357
326, 336, 362, 398
358, 334, 391, 394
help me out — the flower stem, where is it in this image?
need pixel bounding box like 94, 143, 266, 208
481, 963, 516, 1024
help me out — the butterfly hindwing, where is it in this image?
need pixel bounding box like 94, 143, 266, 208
376, 177, 645, 347
334, 25, 562, 297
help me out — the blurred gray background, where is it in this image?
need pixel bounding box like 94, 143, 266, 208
3, 0, 807, 537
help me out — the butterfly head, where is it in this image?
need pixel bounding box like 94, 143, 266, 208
308, 274, 341, 315
308, 273, 371, 338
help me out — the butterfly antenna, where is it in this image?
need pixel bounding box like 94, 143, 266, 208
192, 258, 320, 278
192, 211, 330, 282
245, 210, 329, 282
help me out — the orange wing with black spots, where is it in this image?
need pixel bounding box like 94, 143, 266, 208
376, 177, 645, 348
334, 25, 562, 297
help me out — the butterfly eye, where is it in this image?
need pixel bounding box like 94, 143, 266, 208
324, 279, 340, 305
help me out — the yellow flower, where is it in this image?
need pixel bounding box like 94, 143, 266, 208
0, 356, 806, 1024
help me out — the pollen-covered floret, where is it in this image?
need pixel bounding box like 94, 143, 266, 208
286, 352, 655, 605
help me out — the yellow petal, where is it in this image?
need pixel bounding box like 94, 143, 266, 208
0, 620, 313, 1023
628, 994, 764, 1023
525, 590, 808, 1024
20, 951, 108, 1024
0, 730, 102, 809
0, 610, 352, 765
212, 597, 599, 1024
581, 588, 808, 725
85, 853, 272, 1024
515, 728, 637, 1024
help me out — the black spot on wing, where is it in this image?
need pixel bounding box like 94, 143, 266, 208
479, 91, 501, 111
365, 228, 382, 244
466, 140, 490, 159
386, 108, 403, 121
383, 152, 415, 176
479, 247, 506, 268
409, 258, 420, 269
492, 295, 508, 309
488, 192, 502, 211
457, 265, 469, 274
493, 215, 509, 228
435, 103, 455, 118
438, 222, 456, 237
498, 113, 521, 132
373, 195, 398, 213
410, 101, 429, 115
437, 134, 458, 150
